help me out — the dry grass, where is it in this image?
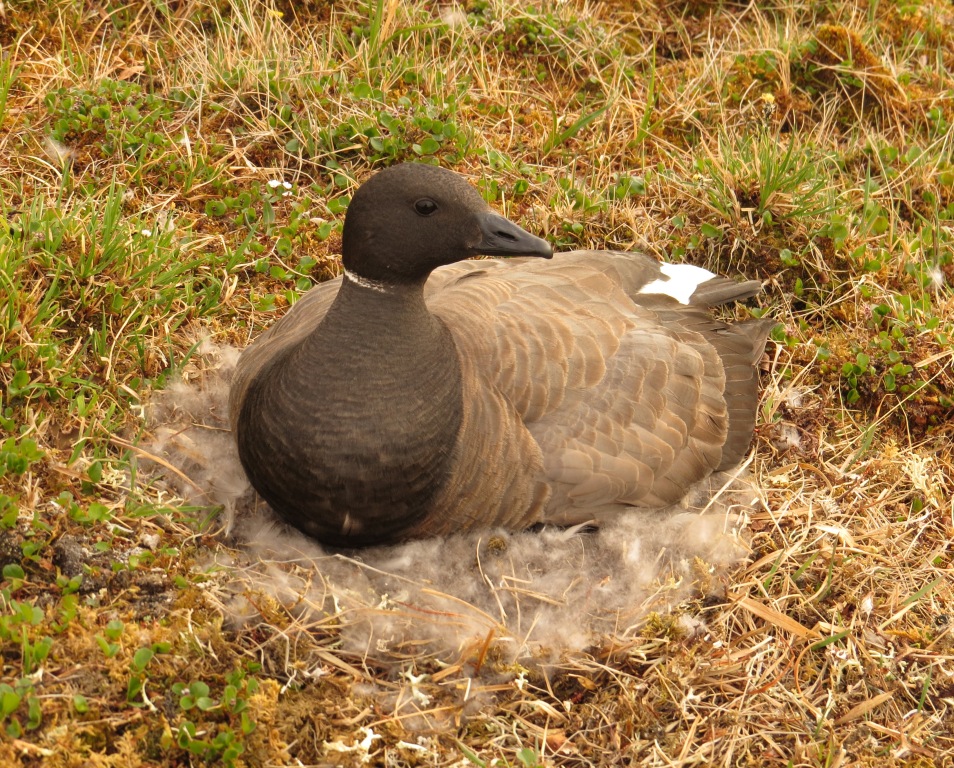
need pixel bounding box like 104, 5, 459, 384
1, 0, 953, 765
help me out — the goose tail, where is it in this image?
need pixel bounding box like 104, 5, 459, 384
689, 275, 764, 307
713, 317, 777, 469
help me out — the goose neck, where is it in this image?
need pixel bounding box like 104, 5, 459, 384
322, 271, 435, 338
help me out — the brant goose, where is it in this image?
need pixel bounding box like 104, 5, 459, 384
230, 163, 775, 546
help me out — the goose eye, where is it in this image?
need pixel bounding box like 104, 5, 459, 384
414, 198, 438, 216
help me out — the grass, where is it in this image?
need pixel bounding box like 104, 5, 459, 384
1, 0, 953, 765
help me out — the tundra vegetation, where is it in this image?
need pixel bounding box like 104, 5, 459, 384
0, 0, 952, 765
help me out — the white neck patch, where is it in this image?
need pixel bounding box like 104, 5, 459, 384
344, 268, 391, 294
638, 262, 715, 305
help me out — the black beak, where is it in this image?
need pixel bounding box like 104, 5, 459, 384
473, 212, 553, 259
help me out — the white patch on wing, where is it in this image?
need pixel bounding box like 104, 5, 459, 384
639, 263, 715, 305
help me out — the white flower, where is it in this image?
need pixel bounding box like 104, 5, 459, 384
268, 179, 293, 197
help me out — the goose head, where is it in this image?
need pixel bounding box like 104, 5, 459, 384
341, 163, 553, 285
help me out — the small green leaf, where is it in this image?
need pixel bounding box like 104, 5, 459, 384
352, 81, 373, 99
0, 496, 18, 529
0, 688, 21, 718
96, 636, 119, 658
327, 196, 350, 215
105, 620, 124, 641
414, 137, 441, 155
87, 502, 111, 522
780, 248, 798, 266
86, 461, 103, 483
871, 215, 888, 235
828, 222, 849, 243
127, 675, 143, 703
132, 647, 154, 671
26, 695, 41, 730
7, 370, 30, 397
32, 637, 52, 663
2, 563, 25, 581
205, 200, 228, 217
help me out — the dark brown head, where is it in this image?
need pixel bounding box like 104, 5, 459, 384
341, 163, 552, 284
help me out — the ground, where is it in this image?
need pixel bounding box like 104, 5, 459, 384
0, 0, 953, 766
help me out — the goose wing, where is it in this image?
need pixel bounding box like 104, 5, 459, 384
427, 250, 766, 524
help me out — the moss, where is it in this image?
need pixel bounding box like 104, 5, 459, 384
792, 24, 907, 126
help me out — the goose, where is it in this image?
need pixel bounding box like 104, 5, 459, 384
230, 163, 775, 547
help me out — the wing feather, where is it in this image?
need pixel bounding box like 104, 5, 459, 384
428, 251, 741, 523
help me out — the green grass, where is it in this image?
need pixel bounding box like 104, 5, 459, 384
1, 0, 953, 765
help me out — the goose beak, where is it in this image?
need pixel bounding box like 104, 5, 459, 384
473, 212, 553, 259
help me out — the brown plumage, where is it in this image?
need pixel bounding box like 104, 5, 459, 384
230, 163, 775, 547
